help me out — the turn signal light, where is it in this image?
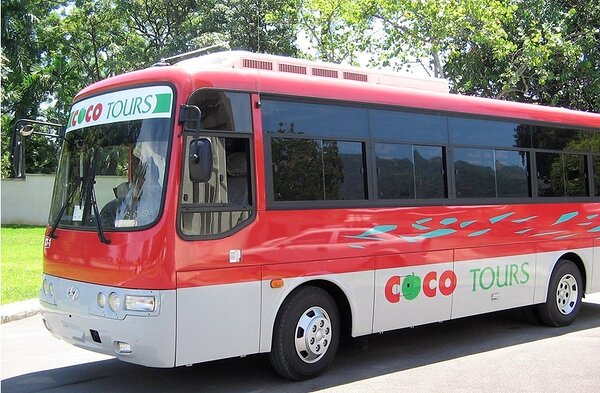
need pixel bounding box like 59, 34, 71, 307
270, 279, 284, 289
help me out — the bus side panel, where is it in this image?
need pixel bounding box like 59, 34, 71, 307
175, 267, 261, 366
373, 251, 454, 333
259, 258, 375, 353
534, 240, 594, 302
452, 244, 536, 319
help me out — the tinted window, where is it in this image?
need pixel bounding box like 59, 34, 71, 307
414, 145, 446, 198
495, 150, 530, 198
262, 100, 368, 138
536, 152, 563, 197
533, 127, 598, 151
454, 148, 495, 198
370, 110, 447, 143
272, 138, 367, 201
375, 143, 447, 200
187, 91, 252, 132
449, 117, 530, 148
564, 154, 588, 196
536, 152, 589, 197
324, 141, 367, 200
272, 138, 323, 201
595, 156, 600, 197
375, 143, 414, 199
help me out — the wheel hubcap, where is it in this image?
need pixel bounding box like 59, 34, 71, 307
556, 274, 578, 315
295, 306, 332, 364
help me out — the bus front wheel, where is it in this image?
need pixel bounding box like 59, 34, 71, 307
269, 286, 340, 380
537, 259, 583, 327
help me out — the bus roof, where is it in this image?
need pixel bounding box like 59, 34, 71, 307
76, 51, 600, 130
176, 51, 451, 94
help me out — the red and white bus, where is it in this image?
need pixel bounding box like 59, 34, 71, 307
31, 51, 600, 380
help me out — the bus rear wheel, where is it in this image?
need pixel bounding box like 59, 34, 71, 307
537, 259, 583, 327
269, 286, 340, 380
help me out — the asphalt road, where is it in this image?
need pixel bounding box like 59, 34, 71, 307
2, 293, 600, 393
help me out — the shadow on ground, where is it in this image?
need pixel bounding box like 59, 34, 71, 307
3, 301, 600, 393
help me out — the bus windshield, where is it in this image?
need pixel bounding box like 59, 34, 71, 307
49, 118, 170, 230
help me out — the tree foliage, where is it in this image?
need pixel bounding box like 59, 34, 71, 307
298, 0, 371, 63
444, 0, 600, 110
1, 0, 299, 177
301, 0, 600, 111
2, 0, 598, 178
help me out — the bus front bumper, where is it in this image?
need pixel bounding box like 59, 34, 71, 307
40, 274, 176, 368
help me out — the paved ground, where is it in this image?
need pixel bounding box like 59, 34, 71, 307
0, 299, 39, 324
2, 293, 600, 393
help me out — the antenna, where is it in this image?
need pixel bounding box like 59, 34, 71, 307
255, 0, 262, 107
152, 42, 230, 67
256, 0, 261, 53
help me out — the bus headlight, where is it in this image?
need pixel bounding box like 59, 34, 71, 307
97, 292, 106, 308
124, 295, 156, 312
108, 292, 121, 312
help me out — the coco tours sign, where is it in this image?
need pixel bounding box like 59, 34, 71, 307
66, 85, 173, 132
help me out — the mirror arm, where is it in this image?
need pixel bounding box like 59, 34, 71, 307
179, 104, 202, 134
10, 119, 64, 179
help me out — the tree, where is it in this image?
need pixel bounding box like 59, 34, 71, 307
298, 0, 513, 76
301, 0, 600, 112
118, 0, 208, 62
118, 0, 300, 61
298, 0, 371, 63
1, 0, 300, 177
1, 0, 71, 176
205, 0, 299, 55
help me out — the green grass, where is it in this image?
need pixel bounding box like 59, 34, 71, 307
1, 225, 46, 304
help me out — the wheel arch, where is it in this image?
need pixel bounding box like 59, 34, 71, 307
536, 253, 586, 327
559, 252, 587, 294
261, 278, 355, 353
276, 279, 353, 339
303, 279, 353, 339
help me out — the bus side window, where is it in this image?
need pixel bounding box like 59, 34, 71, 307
594, 156, 600, 197
180, 135, 252, 237
226, 152, 249, 205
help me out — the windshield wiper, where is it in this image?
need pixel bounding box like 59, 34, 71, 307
48, 149, 110, 244
48, 135, 87, 240
84, 150, 111, 244
48, 176, 82, 240
88, 180, 110, 244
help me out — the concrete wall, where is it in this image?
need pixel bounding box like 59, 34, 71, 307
1, 174, 55, 226
1, 174, 125, 226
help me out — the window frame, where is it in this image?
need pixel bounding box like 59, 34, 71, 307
264, 133, 371, 209
373, 142, 448, 201
176, 89, 257, 240
533, 148, 591, 199
261, 94, 599, 211
51, 82, 178, 233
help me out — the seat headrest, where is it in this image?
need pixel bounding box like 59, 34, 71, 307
113, 182, 129, 199
227, 152, 247, 177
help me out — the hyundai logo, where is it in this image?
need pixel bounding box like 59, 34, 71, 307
67, 287, 80, 301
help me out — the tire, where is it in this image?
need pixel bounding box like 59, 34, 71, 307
536, 259, 583, 327
269, 286, 340, 380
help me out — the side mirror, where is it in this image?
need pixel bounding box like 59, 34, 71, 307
9, 119, 63, 179
189, 138, 213, 183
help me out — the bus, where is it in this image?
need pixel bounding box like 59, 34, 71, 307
16, 50, 600, 380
